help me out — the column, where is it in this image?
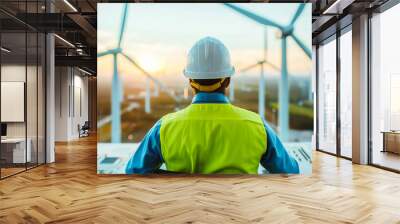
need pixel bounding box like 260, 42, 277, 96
352, 14, 369, 164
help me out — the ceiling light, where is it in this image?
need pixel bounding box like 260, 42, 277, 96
54, 34, 75, 48
1, 47, 11, 53
63, 0, 78, 12
323, 0, 354, 15
76, 48, 84, 55
78, 67, 93, 76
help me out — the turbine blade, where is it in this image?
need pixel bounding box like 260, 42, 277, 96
97, 49, 114, 57
98, 48, 121, 57
263, 60, 280, 72
290, 34, 312, 59
240, 62, 260, 73
224, 3, 283, 30
290, 3, 305, 25
118, 4, 129, 48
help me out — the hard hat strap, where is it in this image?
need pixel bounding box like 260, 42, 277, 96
190, 78, 226, 92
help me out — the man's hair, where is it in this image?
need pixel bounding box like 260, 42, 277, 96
191, 78, 230, 93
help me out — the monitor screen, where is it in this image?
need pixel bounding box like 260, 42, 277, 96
1, 123, 7, 137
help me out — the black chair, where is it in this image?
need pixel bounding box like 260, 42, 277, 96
78, 121, 90, 138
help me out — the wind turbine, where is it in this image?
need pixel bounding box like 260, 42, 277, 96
236, 28, 280, 120
97, 4, 129, 143
98, 4, 180, 143
224, 3, 312, 141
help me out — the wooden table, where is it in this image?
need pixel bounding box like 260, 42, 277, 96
381, 131, 400, 154
97, 142, 312, 174
1, 138, 31, 164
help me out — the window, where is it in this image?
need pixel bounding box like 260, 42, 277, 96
339, 29, 352, 158
370, 3, 400, 171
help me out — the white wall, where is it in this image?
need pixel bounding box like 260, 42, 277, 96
71, 72, 89, 138
55, 67, 70, 141
54, 67, 89, 141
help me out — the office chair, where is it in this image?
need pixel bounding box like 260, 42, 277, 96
78, 121, 90, 138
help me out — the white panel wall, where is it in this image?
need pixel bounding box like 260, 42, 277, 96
54, 67, 89, 141
55, 67, 70, 141
1, 82, 25, 122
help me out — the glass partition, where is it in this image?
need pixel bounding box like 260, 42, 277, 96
1, 30, 28, 177
0, 1, 46, 179
317, 37, 337, 154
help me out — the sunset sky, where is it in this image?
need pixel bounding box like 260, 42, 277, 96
97, 3, 312, 87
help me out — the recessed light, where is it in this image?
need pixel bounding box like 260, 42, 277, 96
78, 67, 93, 76
1, 47, 11, 53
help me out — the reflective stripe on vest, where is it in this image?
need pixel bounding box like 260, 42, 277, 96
160, 103, 267, 174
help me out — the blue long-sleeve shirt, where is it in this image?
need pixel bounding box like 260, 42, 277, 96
126, 92, 299, 174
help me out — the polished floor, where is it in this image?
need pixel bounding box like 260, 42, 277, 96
372, 150, 400, 171
1, 167, 25, 178
1, 163, 43, 178
0, 136, 400, 223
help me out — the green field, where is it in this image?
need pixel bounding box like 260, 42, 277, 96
99, 88, 313, 143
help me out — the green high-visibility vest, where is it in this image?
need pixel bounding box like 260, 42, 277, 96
160, 103, 267, 174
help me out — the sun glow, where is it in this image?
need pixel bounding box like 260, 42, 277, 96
137, 54, 164, 73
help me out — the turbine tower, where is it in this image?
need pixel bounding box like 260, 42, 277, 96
225, 3, 312, 141
238, 28, 280, 120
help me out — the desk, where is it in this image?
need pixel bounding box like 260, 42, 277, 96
1, 138, 31, 163
97, 142, 312, 175
382, 131, 400, 154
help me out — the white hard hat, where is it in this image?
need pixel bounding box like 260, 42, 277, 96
183, 37, 235, 79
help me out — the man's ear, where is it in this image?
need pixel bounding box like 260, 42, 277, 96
224, 78, 230, 88
189, 79, 197, 94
